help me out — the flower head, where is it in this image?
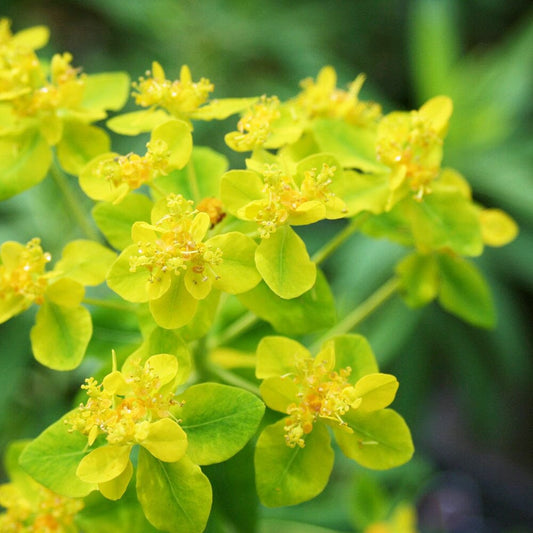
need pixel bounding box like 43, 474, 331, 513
68, 353, 187, 499
0, 238, 53, 323
295, 66, 382, 126
376, 96, 452, 201
133, 62, 214, 118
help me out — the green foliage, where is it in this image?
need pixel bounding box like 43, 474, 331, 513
0, 6, 529, 532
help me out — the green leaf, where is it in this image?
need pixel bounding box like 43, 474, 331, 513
77, 486, 160, 533
255, 419, 334, 507
107, 109, 171, 135
395, 252, 439, 308
127, 326, 191, 384
256, 336, 308, 379
154, 146, 228, 201
220, 169, 264, 215
30, 300, 92, 370
136, 450, 212, 533
151, 119, 192, 170
44, 278, 84, 307
176, 383, 265, 465
190, 97, 258, 120
106, 244, 152, 302
408, 191, 483, 256
340, 171, 390, 216
0, 130, 51, 200
19, 415, 96, 497
333, 409, 414, 469
323, 334, 379, 383
312, 119, 386, 173
54, 240, 117, 286
179, 289, 220, 342
82, 72, 131, 112
351, 473, 389, 530
76, 445, 131, 484
93, 193, 153, 250
56, 121, 111, 175
437, 254, 496, 328
238, 269, 336, 335
255, 225, 316, 299
209, 232, 261, 294
149, 275, 198, 329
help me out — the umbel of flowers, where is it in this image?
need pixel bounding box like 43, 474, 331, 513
0, 17, 519, 533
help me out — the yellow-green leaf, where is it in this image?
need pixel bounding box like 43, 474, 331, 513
176, 383, 265, 465
255, 225, 316, 299
30, 300, 92, 370
256, 336, 309, 379
334, 409, 414, 469
255, 419, 334, 507
140, 419, 188, 463
54, 240, 117, 286
137, 451, 212, 533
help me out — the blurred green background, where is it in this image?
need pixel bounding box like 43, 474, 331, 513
1, 0, 532, 531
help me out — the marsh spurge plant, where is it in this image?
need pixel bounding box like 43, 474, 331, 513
0, 19, 518, 533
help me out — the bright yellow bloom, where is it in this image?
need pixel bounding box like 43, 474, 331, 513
376, 96, 453, 201
225, 95, 281, 151
295, 66, 382, 126
68, 354, 187, 499
0, 238, 53, 323
133, 62, 214, 117
283, 354, 360, 448
0, 481, 83, 533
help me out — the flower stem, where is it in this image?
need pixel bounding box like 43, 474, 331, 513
83, 297, 138, 312
311, 214, 369, 266
49, 158, 101, 241
207, 365, 261, 396
212, 311, 259, 348
310, 276, 400, 352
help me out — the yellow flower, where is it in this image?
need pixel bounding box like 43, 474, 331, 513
0, 478, 83, 533
225, 95, 281, 151
0, 238, 53, 323
295, 66, 382, 126
376, 96, 453, 202
68, 354, 187, 500
133, 62, 214, 117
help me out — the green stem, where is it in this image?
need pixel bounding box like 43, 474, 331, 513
187, 160, 201, 202
311, 214, 369, 266
310, 276, 400, 352
207, 365, 261, 396
49, 159, 101, 241
211, 311, 259, 349
83, 297, 138, 312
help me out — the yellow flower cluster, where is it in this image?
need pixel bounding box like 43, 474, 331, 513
296, 66, 382, 126
133, 62, 214, 116
225, 96, 281, 151
96, 138, 171, 191
129, 194, 223, 284
0, 481, 83, 533
0, 238, 52, 307
69, 356, 178, 447
284, 356, 360, 448
253, 162, 343, 238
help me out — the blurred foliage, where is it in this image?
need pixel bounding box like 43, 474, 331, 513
1, 0, 532, 531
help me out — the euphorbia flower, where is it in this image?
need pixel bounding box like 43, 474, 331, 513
107, 193, 260, 328
376, 96, 453, 204
222, 154, 347, 239
294, 65, 382, 127
68, 354, 187, 500
0, 237, 116, 369
254, 335, 414, 507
